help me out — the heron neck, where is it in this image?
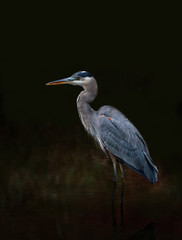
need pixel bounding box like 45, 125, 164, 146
77, 78, 98, 105
76, 79, 98, 134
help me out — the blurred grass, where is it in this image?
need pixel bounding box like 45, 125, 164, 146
0, 121, 181, 205
0, 122, 182, 239
0, 122, 112, 205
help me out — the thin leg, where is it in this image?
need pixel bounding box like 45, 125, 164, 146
120, 180, 124, 202
113, 161, 117, 182
111, 180, 117, 204
120, 181, 124, 226
119, 163, 125, 205
108, 152, 118, 204
111, 203, 117, 238
108, 152, 118, 182
118, 163, 125, 229
119, 163, 125, 179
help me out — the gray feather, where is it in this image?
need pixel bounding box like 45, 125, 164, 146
98, 107, 158, 183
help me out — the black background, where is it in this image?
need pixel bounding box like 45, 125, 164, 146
1, 3, 182, 164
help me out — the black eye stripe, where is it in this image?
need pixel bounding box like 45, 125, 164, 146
74, 76, 80, 80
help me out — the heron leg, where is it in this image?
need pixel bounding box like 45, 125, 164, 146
113, 160, 118, 182
111, 158, 117, 203
119, 163, 125, 204
111, 181, 117, 204
108, 153, 118, 182
107, 152, 118, 203
119, 163, 125, 179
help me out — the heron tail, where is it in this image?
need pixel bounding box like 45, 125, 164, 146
115, 151, 158, 184
143, 152, 158, 184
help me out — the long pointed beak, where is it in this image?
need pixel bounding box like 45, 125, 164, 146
46, 77, 73, 86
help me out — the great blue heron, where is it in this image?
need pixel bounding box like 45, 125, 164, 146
46, 71, 158, 186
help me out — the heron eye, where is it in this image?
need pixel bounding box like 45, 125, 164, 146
75, 76, 80, 80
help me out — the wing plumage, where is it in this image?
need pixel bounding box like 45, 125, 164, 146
97, 106, 158, 183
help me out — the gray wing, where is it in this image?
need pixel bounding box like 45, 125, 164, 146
97, 106, 158, 183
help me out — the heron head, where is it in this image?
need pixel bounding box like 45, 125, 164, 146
46, 71, 93, 88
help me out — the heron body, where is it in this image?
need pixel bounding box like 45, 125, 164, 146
46, 71, 158, 184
